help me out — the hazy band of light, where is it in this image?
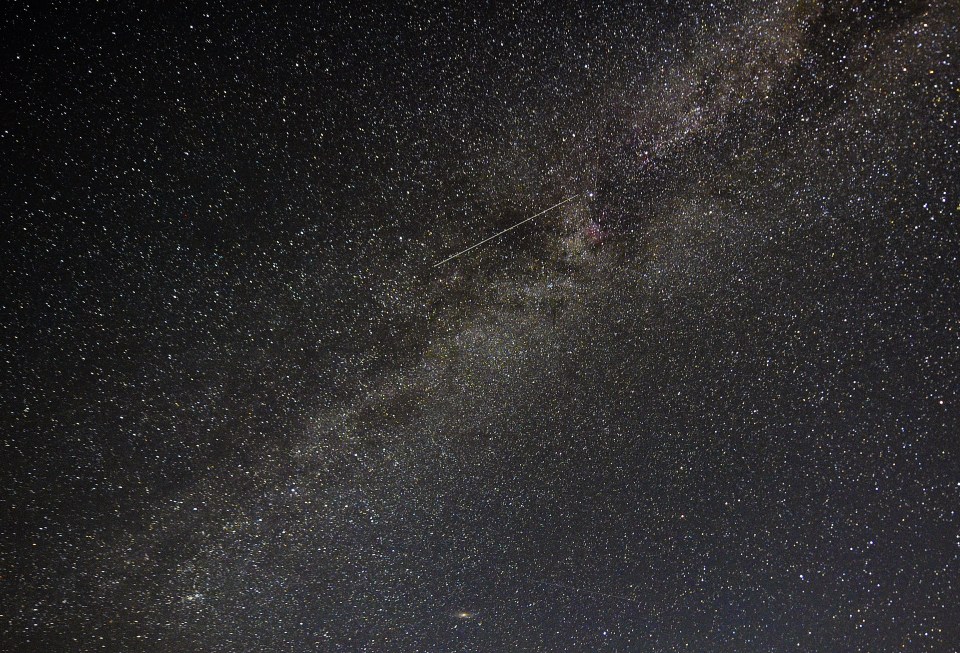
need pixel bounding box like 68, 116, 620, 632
432, 193, 582, 267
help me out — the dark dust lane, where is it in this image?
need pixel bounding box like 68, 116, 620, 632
3, 1, 958, 651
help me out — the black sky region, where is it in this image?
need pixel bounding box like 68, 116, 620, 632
2, 1, 959, 651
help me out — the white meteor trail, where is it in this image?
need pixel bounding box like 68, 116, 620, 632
433, 193, 582, 267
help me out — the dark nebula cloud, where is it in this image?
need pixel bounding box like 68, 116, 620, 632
3, 1, 959, 651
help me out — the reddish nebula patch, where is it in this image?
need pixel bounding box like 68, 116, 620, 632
584, 220, 609, 246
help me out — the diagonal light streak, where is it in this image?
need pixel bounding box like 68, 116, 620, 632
433, 194, 582, 267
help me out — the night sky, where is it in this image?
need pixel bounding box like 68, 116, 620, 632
3, 1, 959, 651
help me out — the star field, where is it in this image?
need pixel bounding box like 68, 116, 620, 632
2, 1, 959, 651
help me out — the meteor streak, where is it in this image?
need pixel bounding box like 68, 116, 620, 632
433, 194, 582, 267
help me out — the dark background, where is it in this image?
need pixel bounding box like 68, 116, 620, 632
3, 1, 958, 651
